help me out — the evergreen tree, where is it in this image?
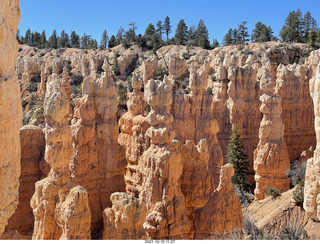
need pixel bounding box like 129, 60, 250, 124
187, 25, 196, 46
227, 125, 252, 191
252, 22, 273, 42
156, 20, 163, 39
212, 37, 220, 48
194, 19, 210, 49
129, 21, 137, 42
163, 16, 172, 40
116, 26, 125, 45
174, 19, 188, 45
31, 31, 41, 48
108, 35, 117, 48
144, 23, 155, 37
100, 29, 109, 49
303, 11, 318, 43
48, 30, 58, 49
40, 30, 47, 49
70, 31, 80, 48
309, 29, 317, 47
24, 28, 32, 45
16, 29, 20, 43
144, 23, 156, 50
280, 9, 304, 43
237, 21, 250, 44
232, 28, 239, 44
58, 30, 70, 48
223, 28, 233, 46
80, 33, 90, 49
88, 39, 98, 49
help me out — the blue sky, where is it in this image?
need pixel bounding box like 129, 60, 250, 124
19, 0, 320, 44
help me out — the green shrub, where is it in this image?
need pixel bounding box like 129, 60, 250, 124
27, 79, 38, 93
234, 186, 254, 207
266, 185, 281, 199
206, 87, 213, 95
70, 74, 83, 86
289, 161, 306, 187
279, 223, 308, 240
155, 65, 168, 80
292, 179, 305, 206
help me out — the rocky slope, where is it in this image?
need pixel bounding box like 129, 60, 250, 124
0, 0, 22, 235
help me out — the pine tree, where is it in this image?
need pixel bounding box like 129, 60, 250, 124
108, 35, 117, 48
129, 21, 137, 42
70, 31, 80, 48
48, 30, 58, 49
58, 30, 70, 48
280, 9, 304, 43
252, 22, 273, 42
194, 19, 210, 49
223, 28, 233, 46
303, 11, 318, 43
100, 29, 109, 49
40, 30, 47, 49
80, 33, 90, 49
227, 125, 252, 190
163, 16, 172, 40
116, 26, 125, 45
156, 20, 163, 39
24, 28, 32, 45
31, 31, 41, 48
187, 25, 196, 46
174, 19, 188, 45
237, 21, 250, 44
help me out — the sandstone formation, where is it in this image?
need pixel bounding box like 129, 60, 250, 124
104, 68, 242, 239
55, 186, 91, 240
0, 0, 22, 235
2, 125, 45, 237
253, 56, 290, 200
30, 59, 126, 239
304, 50, 320, 221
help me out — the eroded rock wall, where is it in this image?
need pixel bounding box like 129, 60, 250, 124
104, 69, 242, 239
30, 60, 126, 239
304, 50, 320, 220
2, 125, 45, 237
0, 0, 22, 235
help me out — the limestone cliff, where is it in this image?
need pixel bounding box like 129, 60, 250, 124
0, 0, 22, 235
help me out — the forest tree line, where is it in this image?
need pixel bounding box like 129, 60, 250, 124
18, 9, 320, 52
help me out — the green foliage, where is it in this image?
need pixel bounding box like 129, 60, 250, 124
252, 22, 273, 42
194, 19, 210, 49
289, 161, 306, 187
175, 19, 188, 45
227, 125, 252, 191
292, 179, 305, 206
112, 55, 120, 76
280, 9, 318, 43
70, 31, 80, 48
144, 103, 151, 115
70, 74, 83, 86
155, 65, 168, 80
48, 30, 58, 49
206, 87, 212, 95
100, 30, 109, 49
278, 223, 309, 240
163, 16, 172, 40
266, 185, 281, 199
108, 35, 117, 48
27, 79, 38, 93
